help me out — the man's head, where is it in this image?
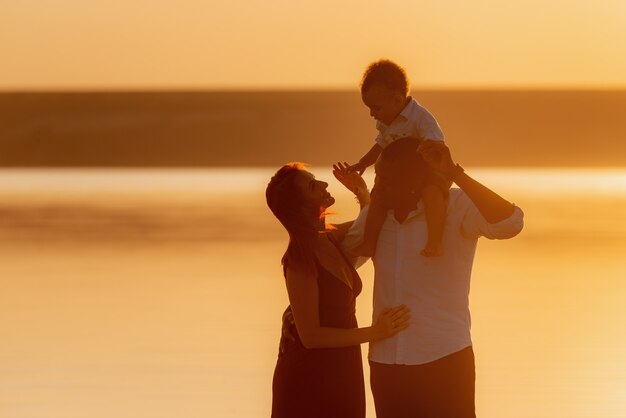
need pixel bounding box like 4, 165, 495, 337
360, 59, 410, 126
374, 137, 427, 209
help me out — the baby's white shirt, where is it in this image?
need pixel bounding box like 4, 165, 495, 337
375, 97, 445, 148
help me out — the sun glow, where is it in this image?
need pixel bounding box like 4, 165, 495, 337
1, 0, 626, 90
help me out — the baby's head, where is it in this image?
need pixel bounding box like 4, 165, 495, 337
360, 59, 410, 126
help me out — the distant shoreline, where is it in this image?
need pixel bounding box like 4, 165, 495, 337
1, 165, 625, 169
2, 87, 626, 94
2, 90, 625, 167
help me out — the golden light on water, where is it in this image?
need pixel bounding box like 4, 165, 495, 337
1, 168, 625, 417
470, 168, 626, 196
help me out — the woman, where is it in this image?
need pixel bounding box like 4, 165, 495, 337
266, 162, 410, 418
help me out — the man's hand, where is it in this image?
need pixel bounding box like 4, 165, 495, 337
279, 306, 296, 354
417, 141, 457, 179
333, 161, 369, 196
419, 141, 517, 223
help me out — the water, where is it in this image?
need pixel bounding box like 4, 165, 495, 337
1, 168, 625, 418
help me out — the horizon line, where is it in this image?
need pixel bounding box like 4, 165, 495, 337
2, 85, 626, 94
1, 164, 624, 169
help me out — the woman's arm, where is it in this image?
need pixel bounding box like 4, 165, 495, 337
285, 266, 409, 349
329, 162, 371, 242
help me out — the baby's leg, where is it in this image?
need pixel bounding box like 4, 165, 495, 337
355, 200, 386, 257
421, 184, 447, 257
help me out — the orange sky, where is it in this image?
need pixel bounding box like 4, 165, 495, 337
2, 0, 626, 90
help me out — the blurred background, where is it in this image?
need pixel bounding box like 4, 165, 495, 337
1, 1, 625, 417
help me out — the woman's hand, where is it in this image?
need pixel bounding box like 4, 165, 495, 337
333, 161, 369, 197
373, 304, 411, 340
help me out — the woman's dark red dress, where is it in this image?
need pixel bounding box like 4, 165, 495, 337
271, 239, 365, 418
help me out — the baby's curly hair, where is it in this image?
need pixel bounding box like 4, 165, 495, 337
360, 59, 410, 96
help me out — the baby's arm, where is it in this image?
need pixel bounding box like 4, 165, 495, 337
348, 143, 383, 174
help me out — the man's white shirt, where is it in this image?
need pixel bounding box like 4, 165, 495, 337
343, 188, 524, 365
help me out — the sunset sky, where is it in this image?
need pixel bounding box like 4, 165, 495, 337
2, 0, 626, 90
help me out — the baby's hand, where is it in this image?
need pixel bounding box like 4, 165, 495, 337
347, 161, 367, 175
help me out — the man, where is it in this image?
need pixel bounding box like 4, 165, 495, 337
339, 138, 524, 417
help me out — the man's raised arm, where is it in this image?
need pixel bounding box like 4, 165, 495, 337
418, 141, 516, 224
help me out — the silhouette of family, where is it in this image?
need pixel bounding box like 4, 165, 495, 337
266, 60, 524, 418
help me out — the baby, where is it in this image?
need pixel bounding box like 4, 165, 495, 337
348, 59, 449, 257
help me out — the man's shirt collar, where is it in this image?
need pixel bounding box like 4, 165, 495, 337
386, 199, 425, 224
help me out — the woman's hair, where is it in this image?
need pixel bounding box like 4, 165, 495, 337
266, 162, 318, 275
360, 59, 410, 96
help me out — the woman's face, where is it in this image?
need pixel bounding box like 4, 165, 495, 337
293, 170, 335, 210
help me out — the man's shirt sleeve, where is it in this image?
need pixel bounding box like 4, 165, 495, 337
457, 194, 524, 240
